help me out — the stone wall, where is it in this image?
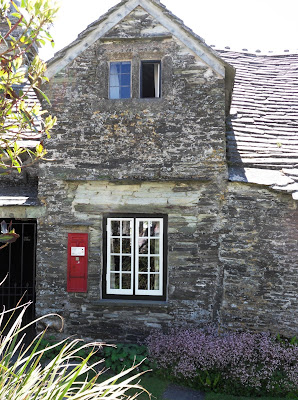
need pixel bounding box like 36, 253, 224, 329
37, 180, 225, 341
42, 7, 226, 182
220, 183, 298, 337
36, 178, 298, 340
36, 6, 228, 340
35, 6, 298, 341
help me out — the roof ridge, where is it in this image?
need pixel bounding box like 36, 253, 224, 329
46, 0, 234, 81
213, 45, 298, 56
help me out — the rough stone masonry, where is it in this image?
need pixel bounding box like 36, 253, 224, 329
33, 2, 297, 340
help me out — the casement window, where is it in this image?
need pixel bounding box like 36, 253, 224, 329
140, 61, 161, 98
103, 215, 167, 300
109, 61, 131, 99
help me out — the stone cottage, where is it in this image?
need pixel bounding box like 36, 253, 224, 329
0, 0, 297, 341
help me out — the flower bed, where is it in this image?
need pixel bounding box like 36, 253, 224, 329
146, 326, 298, 397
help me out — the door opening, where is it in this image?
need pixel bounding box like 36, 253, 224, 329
0, 219, 37, 327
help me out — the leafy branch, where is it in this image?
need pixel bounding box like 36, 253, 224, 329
0, 0, 59, 173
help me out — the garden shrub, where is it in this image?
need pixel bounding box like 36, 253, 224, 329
145, 326, 298, 397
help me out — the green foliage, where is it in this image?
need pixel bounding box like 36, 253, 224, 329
0, 305, 149, 399
195, 370, 221, 392
0, 0, 58, 172
38, 335, 103, 364
38, 338, 151, 376
276, 334, 298, 347
99, 343, 151, 373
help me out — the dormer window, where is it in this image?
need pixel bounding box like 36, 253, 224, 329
141, 61, 161, 98
109, 61, 131, 99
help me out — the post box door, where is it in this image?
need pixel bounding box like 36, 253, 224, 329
67, 233, 88, 292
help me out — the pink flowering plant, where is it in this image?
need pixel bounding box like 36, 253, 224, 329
145, 325, 298, 397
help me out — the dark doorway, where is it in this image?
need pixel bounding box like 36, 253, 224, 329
0, 219, 37, 327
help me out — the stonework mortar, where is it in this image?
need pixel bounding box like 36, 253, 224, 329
33, 4, 298, 341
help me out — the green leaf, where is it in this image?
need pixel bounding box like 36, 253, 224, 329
11, 0, 20, 12
34, 86, 51, 105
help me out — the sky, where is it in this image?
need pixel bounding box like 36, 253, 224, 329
39, 0, 298, 61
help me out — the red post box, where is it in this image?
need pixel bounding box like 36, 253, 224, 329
67, 233, 88, 292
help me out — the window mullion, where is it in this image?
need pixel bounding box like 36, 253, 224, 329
120, 221, 122, 290
147, 220, 150, 291
134, 218, 138, 296
132, 218, 135, 295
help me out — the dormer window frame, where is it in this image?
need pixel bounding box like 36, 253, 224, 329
140, 60, 161, 99
109, 60, 132, 99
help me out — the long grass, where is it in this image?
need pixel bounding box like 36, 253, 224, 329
0, 301, 149, 399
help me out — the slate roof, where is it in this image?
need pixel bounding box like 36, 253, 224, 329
0, 81, 40, 205
218, 49, 298, 199
2, 81, 42, 146
0, 177, 39, 206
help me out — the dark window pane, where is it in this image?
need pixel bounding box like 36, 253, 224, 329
150, 257, 159, 272
122, 256, 132, 271
150, 221, 160, 237
110, 273, 120, 289
122, 274, 131, 289
150, 274, 159, 290
111, 238, 121, 253
120, 86, 130, 98
138, 274, 148, 290
142, 63, 155, 98
122, 238, 131, 254
111, 221, 120, 236
150, 239, 160, 254
122, 220, 131, 236
121, 62, 131, 73
138, 239, 148, 254
139, 257, 148, 272
110, 255, 120, 271
121, 74, 130, 86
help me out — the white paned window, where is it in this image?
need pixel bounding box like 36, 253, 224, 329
106, 218, 134, 295
105, 215, 166, 299
135, 218, 163, 296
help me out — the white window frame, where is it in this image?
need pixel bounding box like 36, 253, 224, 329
106, 218, 134, 295
135, 218, 163, 296
105, 216, 165, 297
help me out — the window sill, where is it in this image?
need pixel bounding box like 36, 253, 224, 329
107, 98, 164, 101
92, 299, 169, 308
